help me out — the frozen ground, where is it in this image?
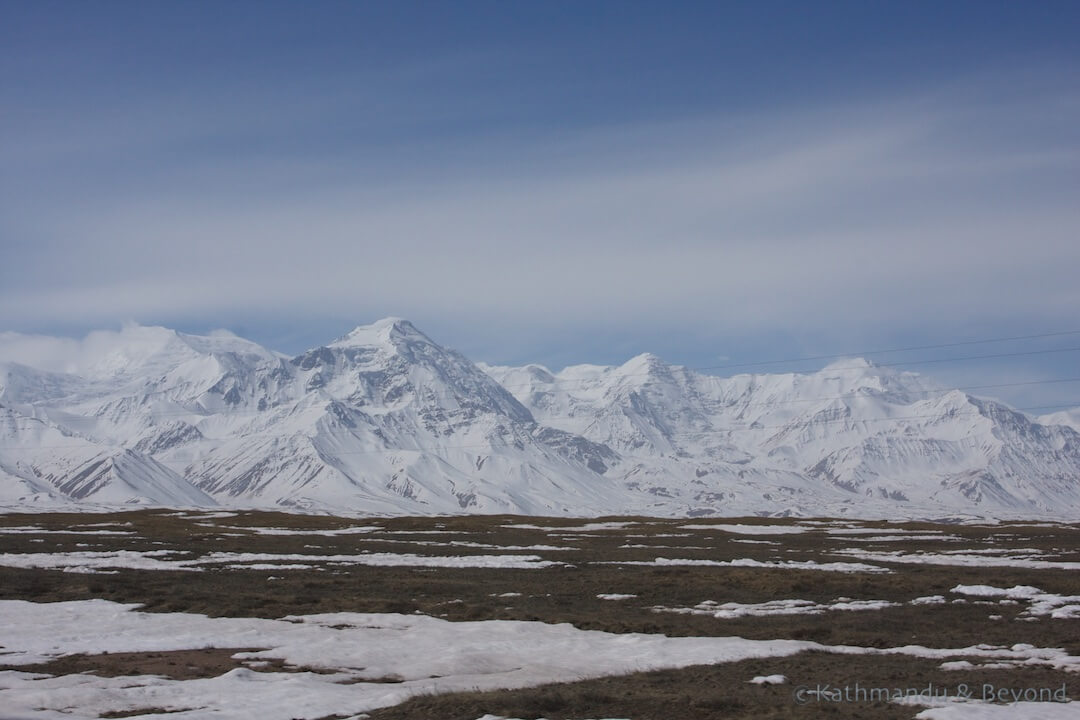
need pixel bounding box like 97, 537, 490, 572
0, 510, 1077, 719
2, 598, 1078, 719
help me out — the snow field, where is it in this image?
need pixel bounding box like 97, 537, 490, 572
3, 599, 1079, 720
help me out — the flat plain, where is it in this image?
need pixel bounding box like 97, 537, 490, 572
1, 510, 1078, 719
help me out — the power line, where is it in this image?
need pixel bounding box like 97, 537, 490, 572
496, 343, 1080, 388
691, 329, 1080, 372
495, 345, 1080, 392
481, 336, 1080, 393
830, 346, 1080, 370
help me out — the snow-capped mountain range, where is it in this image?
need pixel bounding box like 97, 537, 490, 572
1, 319, 1078, 519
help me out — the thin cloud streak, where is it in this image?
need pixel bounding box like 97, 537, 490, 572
3, 87, 1077, 335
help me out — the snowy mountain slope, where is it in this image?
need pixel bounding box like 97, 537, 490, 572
180, 318, 630, 513
482, 355, 1080, 518
1, 319, 1078, 518
0, 404, 214, 506
0, 320, 634, 515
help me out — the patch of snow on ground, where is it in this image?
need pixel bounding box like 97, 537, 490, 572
501, 522, 637, 532
951, 584, 1080, 619
833, 549, 1080, 570
679, 524, 808, 534
2, 600, 1078, 719
575, 522, 639, 531
0, 550, 195, 573
200, 551, 563, 570
437, 541, 575, 551
826, 528, 936, 535
652, 598, 895, 619
0, 550, 563, 572
909, 698, 1075, 719
0, 599, 817, 719
225, 563, 318, 571
599, 557, 888, 573
0, 527, 136, 535
940, 548, 1045, 555
844, 535, 962, 542
381, 530, 470, 535
749, 674, 787, 684
166, 511, 238, 519
209, 525, 382, 536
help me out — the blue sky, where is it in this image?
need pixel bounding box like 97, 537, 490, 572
2, 1, 1079, 409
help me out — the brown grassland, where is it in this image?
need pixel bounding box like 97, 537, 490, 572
1, 509, 1078, 719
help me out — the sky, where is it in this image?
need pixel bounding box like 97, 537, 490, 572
2, 1, 1079, 410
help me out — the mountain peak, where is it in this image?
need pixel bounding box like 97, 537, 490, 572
371, 316, 416, 331
619, 352, 670, 374
331, 318, 430, 348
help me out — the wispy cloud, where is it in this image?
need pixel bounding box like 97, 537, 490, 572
1, 43, 1078, 413
4, 76, 1077, 339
